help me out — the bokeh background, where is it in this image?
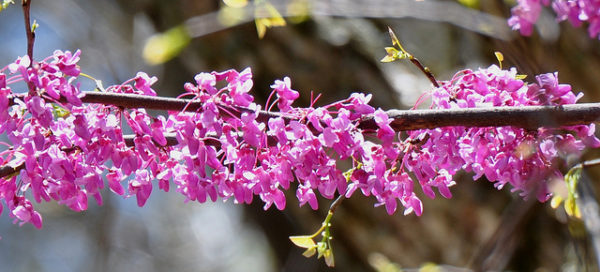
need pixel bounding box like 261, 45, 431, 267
1, 0, 600, 271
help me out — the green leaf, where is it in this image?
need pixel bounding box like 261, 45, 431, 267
302, 247, 316, 257
494, 51, 504, 69
142, 25, 191, 65
515, 74, 527, 80
31, 19, 39, 32
387, 27, 401, 49
0, 0, 14, 12
324, 249, 335, 267
550, 195, 564, 209
316, 241, 327, 258
494, 51, 504, 63
565, 197, 581, 218
289, 235, 316, 249
563, 166, 582, 218
384, 47, 398, 55
255, 2, 286, 38
380, 55, 396, 63
52, 104, 70, 118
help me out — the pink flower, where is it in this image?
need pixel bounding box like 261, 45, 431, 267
194, 72, 218, 94
134, 72, 158, 96
296, 185, 318, 209
130, 169, 153, 207
54, 50, 81, 76
271, 77, 299, 112
107, 168, 125, 195
508, 0, 543, 36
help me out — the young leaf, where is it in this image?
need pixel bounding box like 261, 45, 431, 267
302, 247, 316, 258
495, 51, 504, 69
550, 195, 564, 209
289, 235, 316, 248
563, 167, 582, 218
52, 104, 70, 118
0, 0, 14, 12
316, 241, 327, 258
324, 249, 335, 267
255, 1, 286, 38
387, 27, 401, 48
380, 55, 396, 63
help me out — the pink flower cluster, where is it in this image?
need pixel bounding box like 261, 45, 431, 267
405, 65, 599, 205
0, 50, 597, 228
509, 0, 600, 39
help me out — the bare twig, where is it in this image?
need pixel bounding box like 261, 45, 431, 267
21, 0, 34, 64
386, 27, 440, 88
329, 193, 346, 213
408, 56, 439, 88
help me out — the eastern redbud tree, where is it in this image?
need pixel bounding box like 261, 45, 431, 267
1, 0, 600, 268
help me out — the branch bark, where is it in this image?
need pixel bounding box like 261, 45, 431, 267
21, 0, 34, 64
3, 91, 600, 179
76, 91, 600, 131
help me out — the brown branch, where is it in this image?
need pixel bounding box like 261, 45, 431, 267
77, 92, 600, 131
408, 56, 439, 88
76, 92, 289, 124
72, 92, 600, 130
358, 104, 600, 131
3, 91, 600, 179
22, 0, 34, 64
9, 91, 600, 131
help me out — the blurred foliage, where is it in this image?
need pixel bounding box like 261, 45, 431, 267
142, 25, 190, 65
0, 0, 14, 12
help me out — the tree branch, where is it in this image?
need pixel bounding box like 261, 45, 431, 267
74, 91, 600, 131
8, 91, 600, 132
21, 0, 34, 64
3, 91, 600, 179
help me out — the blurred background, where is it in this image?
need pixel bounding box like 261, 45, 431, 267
2, 0, 600, 271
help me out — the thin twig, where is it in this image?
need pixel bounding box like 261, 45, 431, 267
22, 0, 34, 64
329, 193, 346, 213
580, 158, 600, 169
408, 56, 439, 88
386, 27, 440, 88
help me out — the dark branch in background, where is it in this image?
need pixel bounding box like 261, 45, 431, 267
183, 0, 512, 40
21, 0, 34, 64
